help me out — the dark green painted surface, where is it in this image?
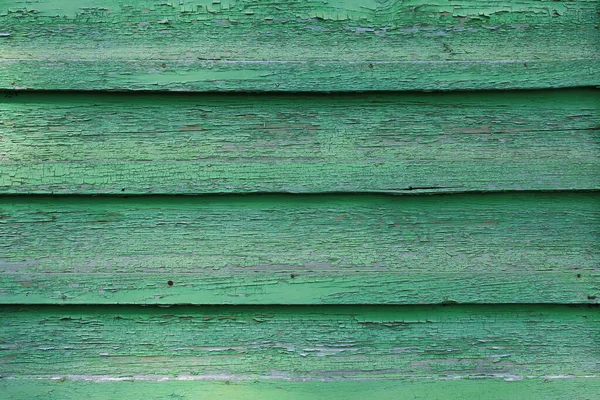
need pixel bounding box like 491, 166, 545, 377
0, 0, 598, 91
1, 89, 598, 194
0, 193, 597, 304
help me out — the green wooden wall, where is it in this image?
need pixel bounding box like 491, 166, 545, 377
1, 1, 598, 398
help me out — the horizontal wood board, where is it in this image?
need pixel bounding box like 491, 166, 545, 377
3, 378, 600, 400
1, 305, 598, 379
2, 89, 598, 194
1, 0, 598, 91
1, 192, 597, 304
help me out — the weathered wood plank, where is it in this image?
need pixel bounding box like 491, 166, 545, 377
3, 378, 600, 400
1, 193, 597, 304
0, 376, 600, 400
1, 305, 598, 380
1, 0, 598, 91
1, 90, 598, 194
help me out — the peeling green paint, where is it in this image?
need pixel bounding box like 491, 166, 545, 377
2, 0, 599, 396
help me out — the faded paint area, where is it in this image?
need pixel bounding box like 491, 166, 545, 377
1, 89, 598, 194
0, 0, 598, 90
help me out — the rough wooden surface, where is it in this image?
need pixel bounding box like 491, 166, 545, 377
1, 193, 597, 304
2, 89, 598, 194
1, 305, 598, 378
2, 378, 600, 400
3, 2, 599, 397
1, 0, 598, 91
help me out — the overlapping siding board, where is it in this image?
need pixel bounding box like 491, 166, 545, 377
0, 1, 598, 398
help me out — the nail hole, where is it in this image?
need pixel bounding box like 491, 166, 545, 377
121, 188, 125, 192
167, 280, 174, 286
290, 274, 295, 279
577, 274, 581, 278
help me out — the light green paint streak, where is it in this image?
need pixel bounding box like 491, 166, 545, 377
2, 271, 597, 305
2, 378, 600, 400
1, 89, 598, 194
1, 0, 583, 20
1, 193, 597, 304
1, 0, 598, 90
0, 305, 598, 378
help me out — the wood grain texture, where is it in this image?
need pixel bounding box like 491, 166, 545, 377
1, 0, 598, 91
1, 193, 597, 304
1, 305, 598, 379
2, 89, 598, 194
3, 378, 600, 400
